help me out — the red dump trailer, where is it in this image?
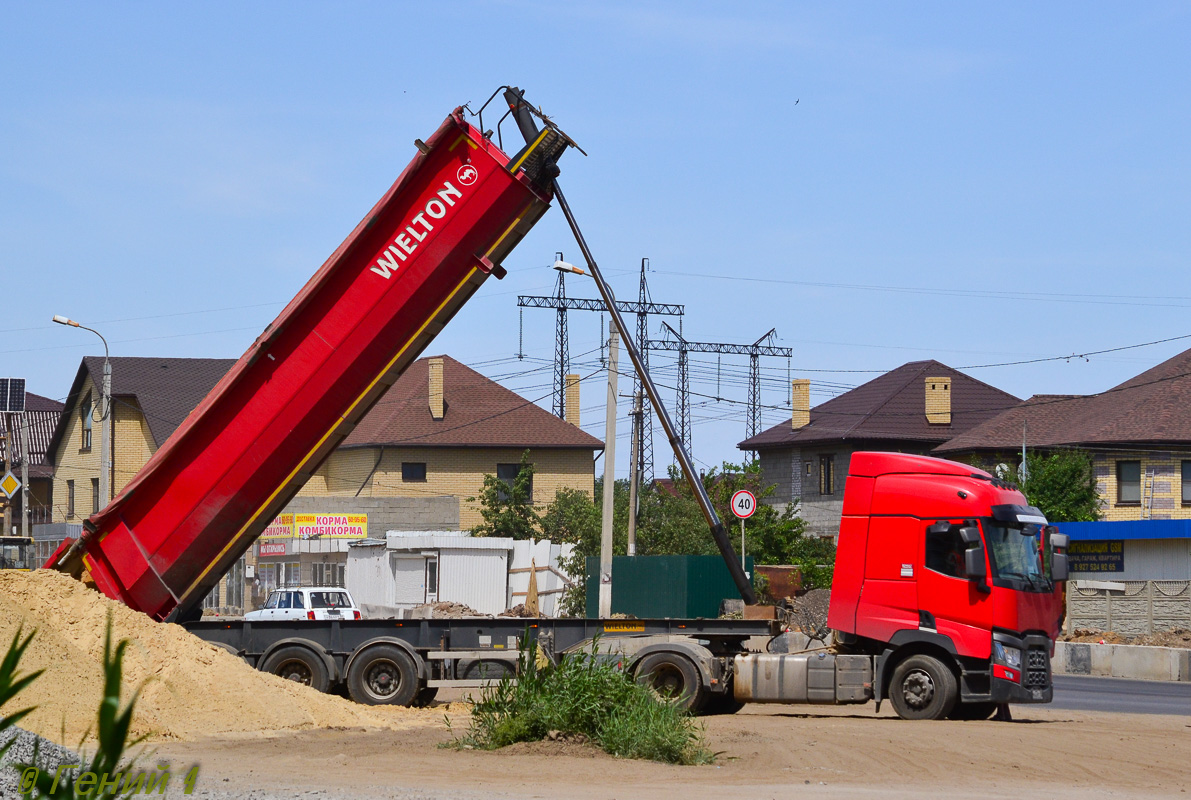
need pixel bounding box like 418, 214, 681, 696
50, 100, 575, 622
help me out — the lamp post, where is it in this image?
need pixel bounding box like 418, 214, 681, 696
52, 315, 111, 511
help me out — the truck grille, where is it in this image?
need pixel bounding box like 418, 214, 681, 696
1023, 649, 1049, 688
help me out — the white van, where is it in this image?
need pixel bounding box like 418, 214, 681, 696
245, 587, 361, 621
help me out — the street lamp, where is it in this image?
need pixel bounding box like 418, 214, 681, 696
52, 315, 111, 512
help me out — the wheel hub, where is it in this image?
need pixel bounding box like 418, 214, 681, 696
902, 669, 935, 709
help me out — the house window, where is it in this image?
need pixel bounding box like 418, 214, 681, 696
311, 562, 345, 587
1183, 461, 1191, 505
819, 455, 835, 496
497, 462, 533, 503
1116, 461, 1141, 505
91, 478, 100, 514
66, 480, 75, 518
80, 394, 93, 451
402, 462, 427, 482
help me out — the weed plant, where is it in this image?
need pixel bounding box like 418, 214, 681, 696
1, 614, 146, 798
448, 638, 713, 765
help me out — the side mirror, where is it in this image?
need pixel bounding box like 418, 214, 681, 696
958, 525, 988, 581
1049, 531, 1069, 582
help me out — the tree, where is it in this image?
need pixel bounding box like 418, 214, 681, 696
471, 451, 541, 539
1014, 450, 1103, 522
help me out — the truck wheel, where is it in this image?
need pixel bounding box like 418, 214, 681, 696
888, 655, 957, 720
412, 687, 439, 707
261, 646, 330, 693
346, 645, 419, 706
634, 652, 705, 713
947, 701, 997, 720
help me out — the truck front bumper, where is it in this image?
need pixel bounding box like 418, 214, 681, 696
990, 631, 1053, 704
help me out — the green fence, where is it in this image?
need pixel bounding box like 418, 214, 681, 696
585, 555, 755, 619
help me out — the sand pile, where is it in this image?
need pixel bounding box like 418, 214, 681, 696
0, 571, 422, 744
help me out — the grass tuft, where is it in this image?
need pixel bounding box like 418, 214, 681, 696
447, 637, 713, 765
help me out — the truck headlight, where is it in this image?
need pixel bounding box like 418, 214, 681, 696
993, 641, 1022, 669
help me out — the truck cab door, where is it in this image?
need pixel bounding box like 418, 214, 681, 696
917, 521, 992, 657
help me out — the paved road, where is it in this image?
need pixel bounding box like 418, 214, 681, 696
1051, 674, 1191, 715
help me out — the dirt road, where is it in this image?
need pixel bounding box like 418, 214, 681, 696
150, 702, 1190, 799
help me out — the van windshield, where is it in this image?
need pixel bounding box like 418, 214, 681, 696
981, 520, 1047, 590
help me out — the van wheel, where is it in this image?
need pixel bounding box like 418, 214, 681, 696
261, 646, 330, 693
347, 645, 418, 706
634, 652, 705, 713
948, 701, 997, 720
889, 655, 957, 720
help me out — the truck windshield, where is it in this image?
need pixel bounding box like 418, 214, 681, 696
981, 520, 1047, 590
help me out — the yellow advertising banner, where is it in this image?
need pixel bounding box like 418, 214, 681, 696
294, 513, 368, 539
261, 514, 295, 539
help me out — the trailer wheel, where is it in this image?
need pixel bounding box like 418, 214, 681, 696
947, 701, 997, 721
260, 646, 330, 693
634, 652, 705, 713
888, 655, 957, 720
346, 645, 419, 706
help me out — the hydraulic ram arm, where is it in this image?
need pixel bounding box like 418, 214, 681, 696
503, 89, 757, 605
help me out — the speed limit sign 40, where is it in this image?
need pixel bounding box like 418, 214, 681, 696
731, 489, 756, 519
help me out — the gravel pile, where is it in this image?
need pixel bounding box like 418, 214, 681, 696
0, 727, 80, 799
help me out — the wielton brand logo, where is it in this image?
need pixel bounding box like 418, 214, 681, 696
456, 164, 478, 185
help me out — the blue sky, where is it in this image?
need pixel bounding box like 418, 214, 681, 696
3, 2, 1190, 479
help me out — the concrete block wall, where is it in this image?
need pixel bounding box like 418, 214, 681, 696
1053, 641, 1191, 681
1069, 580, 1191, 634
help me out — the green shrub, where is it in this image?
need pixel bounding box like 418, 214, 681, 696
448, 638, 713, 765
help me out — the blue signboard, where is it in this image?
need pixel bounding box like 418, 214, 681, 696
1068, 540, 1124, 573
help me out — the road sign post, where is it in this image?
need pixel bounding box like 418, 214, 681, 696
731, 489, 756, 576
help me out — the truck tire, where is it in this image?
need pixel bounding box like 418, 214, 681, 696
346, 645, 419, 706
947, 701, 997, 721
888, 655, 958, 720
260, 646, 330, 693
412, 687, 439, 707
458, 659, 515, 681
634, 652, 705, 713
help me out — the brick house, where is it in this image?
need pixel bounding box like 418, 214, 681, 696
935, 347, 1191, 522
738, 360, 1020, 538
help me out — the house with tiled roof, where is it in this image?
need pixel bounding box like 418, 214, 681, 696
0, 392, 64, 528
738, 360, 1020, 537
45, 356, 236, 523
936, 346, 1191, 523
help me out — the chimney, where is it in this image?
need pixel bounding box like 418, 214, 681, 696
791, 379, 810, 429
564, 373, 581, 427
429, 357, 444, 420
925, 376, 951, 424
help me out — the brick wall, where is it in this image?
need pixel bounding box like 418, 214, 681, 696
298, 446, 596, 530
112, 398, 156, 494
1094, 451, 1191, 521
50, 378, 101, 523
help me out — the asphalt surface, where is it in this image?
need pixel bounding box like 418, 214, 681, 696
1051, 674, 1191, 715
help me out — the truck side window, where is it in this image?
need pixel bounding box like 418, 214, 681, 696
278, 592, 292, 609
264, 592, 280, 609
291, 592, 305, 609
924, 523, 968, 579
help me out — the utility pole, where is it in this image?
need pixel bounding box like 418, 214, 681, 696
633, 259, 655, 485
552, 259, 571, 418
52, 316, 112, 508
19, 413, 30, 538
1, 420, 10, 535
599, 321, 619, 617
649, 325, 791, 461
518, 258, 682, 477
626, 389, 642, 557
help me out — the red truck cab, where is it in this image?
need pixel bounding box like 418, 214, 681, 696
827, 452, 1069, 718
